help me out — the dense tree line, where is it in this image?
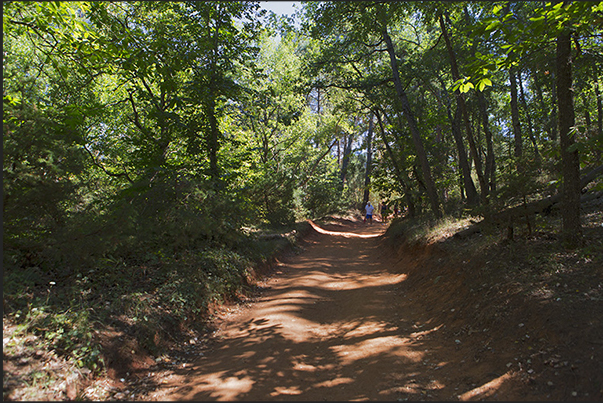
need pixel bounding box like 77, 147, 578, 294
301, 1, 602, 246
3, 0, 602, 370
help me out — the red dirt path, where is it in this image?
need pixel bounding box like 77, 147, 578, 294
147, 218, 531, 401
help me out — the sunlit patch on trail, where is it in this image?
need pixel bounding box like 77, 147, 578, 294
457, 371, 515, 401
201, 372, 254, 400
313, 377, 355, 388
380, 378, 445, 396
270, 385, 302, 396
292, 360, 318, 372
409, 324, 444, 339
308, 220, 383, 238
295, 272, 407, 292
330, 334, 420, 365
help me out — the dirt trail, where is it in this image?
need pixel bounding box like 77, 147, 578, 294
147, 218, 521, 401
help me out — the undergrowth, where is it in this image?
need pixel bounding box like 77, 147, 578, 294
383, 207, 603, 278
384, 214, 480, 246
2, 221, 309, 384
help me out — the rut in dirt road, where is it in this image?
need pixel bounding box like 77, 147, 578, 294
150, 219, 473, 401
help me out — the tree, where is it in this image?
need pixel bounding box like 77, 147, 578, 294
233, 26, 317, 224
509, 65, 523, 161
381, 19, 442, 218
303, 1, 444, 218
362, 113, 375, 207
557, 27, 582, 247
438, 11, 482, 206
374, 108, 417, 217
3, 1, 97, 269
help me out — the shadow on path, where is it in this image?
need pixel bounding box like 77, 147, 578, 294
151, 219, 514, 401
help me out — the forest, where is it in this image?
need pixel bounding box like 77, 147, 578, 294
3, 1, 603, 400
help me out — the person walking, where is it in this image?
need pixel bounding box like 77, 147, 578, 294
364, 202, 374, 224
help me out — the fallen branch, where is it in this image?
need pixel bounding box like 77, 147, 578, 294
455, 164, 603, 239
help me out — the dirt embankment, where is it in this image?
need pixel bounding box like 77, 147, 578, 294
384, 217, 603, 401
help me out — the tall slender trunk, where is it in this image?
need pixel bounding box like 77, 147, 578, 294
532, 72, 551, 140
205, 94, 220, 182
363, 113, 374, 207
391, 111, 426, 216
376, 109, 416, 217
340, 132, 354, 189
556, 29, 582, 247
532, 72, 558, 142
462, 93, 489, 204
510, 67, 523, 161
301, 139, 339, 188
595, 83, 602, 164
463, 4, 496, 196
205, 15, 223, 186
446, 98, 478, 205
382, 27, 442, 218
585, 101, 591, 130
439, 13, 488, 206
518, 72, 541, 162
550, 70, 559, 142
476, 91, 497, 196
584, 96, 592, 162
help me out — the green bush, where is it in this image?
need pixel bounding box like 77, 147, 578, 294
22, 306, 104, 373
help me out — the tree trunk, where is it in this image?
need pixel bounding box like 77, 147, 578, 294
205, 13, 224, 186
438, 13, 488, 206
205, 94, 220, 182
595, 83, 602, 164
375, 109, 416, 217
556, 29, 582, 247
532, 71, 557, 142
455, 164, 602, 239
382, 27, 442, 218
301, 139, 339, 188
518, 72, 541, 162
550, 70, 559, 142
340, 131, 354, 189
477, 91, 497, 196
446, 98, 479, 205
363, 113, 374, 208
509, 67, 523, 161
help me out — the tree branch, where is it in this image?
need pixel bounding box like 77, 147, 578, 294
127, 90, 153, 138
300, 139, 339, 188
83, 144, 134, 184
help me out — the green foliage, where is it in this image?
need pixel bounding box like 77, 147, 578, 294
2, 0, 268, 376
22, 306, 104, 373
451, 76, 492, 93
163, 249, 250, 307
301, 165, 347, 219
4, 231, 256, 369
496, 154, 555, 209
